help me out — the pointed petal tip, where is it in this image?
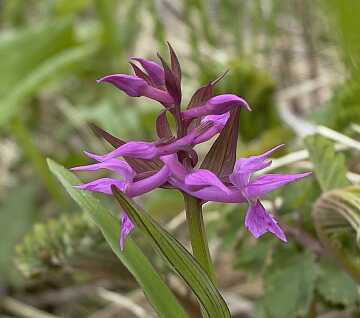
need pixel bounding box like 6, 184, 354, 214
83, 151, 104, 161
243, 100, 252, 112
297, 171, 313, 179
70, 166, 81, 171
96, 75, 116, 84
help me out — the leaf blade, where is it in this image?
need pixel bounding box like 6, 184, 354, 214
47, 159, 188, 318
112, 187, 231, 318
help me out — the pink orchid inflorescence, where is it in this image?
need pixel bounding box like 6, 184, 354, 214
72, 44, 310, 250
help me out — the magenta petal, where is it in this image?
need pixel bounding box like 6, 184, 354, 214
160, 154, 189, 181
71, 159, 135, 182
74, 178, 125, 195
201, 112, 230, 127
193, 112, 230, 143
131, 57, 165, 86
185, 169, 231, 194
97, 74, 147, 97
119, 213, 135, 251
89, 141, 158, 161
142, 86, 175, 105
97, 73, 173, 105
245, 172, 311, 199
230, 144, 284, 188
245, 200, 287, 242
209, 94, 251, 112
182, 94, 250, 120
126, 166, 170, 197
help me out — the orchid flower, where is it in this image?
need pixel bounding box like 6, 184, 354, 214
71, 155, 170, 249
160, 146, 311, 242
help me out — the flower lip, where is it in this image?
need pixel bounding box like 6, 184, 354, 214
245, 200, 287, 242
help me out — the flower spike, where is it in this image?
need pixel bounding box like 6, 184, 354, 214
72, 45, 310, 250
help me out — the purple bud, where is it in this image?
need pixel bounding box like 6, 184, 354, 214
131, 57, 165, 86
98, 74, 174, 105
97, 74, 147, 97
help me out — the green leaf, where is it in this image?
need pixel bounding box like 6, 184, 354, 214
304, 134, 350, 192
263, 252, 318, 318
317, 262, 359, 306
313, 185, 360, 284
112, 187, 231, 318
47, 159, 188, 318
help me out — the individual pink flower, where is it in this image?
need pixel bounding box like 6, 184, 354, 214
161, 146, 311, 242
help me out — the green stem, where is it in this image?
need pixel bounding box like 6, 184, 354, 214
184, 194, 216, 283
10, 117, 65, 206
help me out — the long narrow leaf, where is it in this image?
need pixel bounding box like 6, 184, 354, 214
112, 187, 231, 318
47, 159, 188, 318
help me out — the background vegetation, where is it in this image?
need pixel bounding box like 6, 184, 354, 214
1, 1, 360, 317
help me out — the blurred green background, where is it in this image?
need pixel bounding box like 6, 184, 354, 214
1, 1, 360, 317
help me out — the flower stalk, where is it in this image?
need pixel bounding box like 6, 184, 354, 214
184, 193, 216, 283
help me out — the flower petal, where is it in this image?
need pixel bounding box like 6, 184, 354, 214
74, 178, 125, 195
120, 213, 135, 250
86, 142, 158, 161
182, 94, 250, 120
245, 200, 287, 242
131, 57, 165, 86
126, 165, 170, 197
98, 73, 173, 105
185, 169, 231, 194
193, 112, 230, 143
71, 158, 135, 182
245, 172, 312, 199
230, 144, 284, 188
97, 74, 147, 97
160, 154, 189, 181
